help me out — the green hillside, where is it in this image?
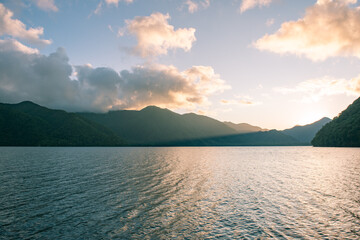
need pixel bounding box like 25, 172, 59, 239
80, 106, 238, 145
0, 101, 333, 147
0, 101, 125, 146
312, 97, 360, 147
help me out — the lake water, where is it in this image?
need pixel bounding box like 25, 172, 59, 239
0, 147, 359, 239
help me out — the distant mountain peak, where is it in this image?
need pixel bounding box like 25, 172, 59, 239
318, 117, 332, 122
80, 104, 237, 145
141, 105, 159, 110
282, 117, 331, 144
294, 117, 331, 127
182, 112, 197, 116
140, 105, 169, 112
224, 121, 265, 134
17, 101, 38, 106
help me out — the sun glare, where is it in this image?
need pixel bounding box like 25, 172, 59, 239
296, 112, 325, 126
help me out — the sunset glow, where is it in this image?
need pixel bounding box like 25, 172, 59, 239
0, 0, 359, 129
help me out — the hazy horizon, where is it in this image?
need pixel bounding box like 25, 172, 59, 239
1, 99, 334, 131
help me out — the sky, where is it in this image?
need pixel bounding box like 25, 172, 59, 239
0, 0, 359, 129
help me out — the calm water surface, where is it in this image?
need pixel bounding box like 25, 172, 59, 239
0, 147, 359, 239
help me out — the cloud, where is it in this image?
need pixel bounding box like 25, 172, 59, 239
105, 0, 133, 6
275, 75, 360, 102
220, 99, 261, 105
33, 0, 58, 12
240, 0, 273, 13
0, 3, 51, 46
254, 0, 360, 61
108, 25, 115, 33
93, 0, 133, 15
0, 48, 79, 110
121, 12, 196, 57
221, 96, 262, 106
0, 48, 229, 112
0, 39, 39, 54
93, 2, 103, 15
114, 64, 229, 109
183, 0, 210, 13
185, 0, 198, 13
202, 0, 210, 8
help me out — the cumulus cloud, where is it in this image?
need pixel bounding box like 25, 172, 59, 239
114, 64, 229, 109
0, 3, 51, 46
0, 39, 39, 54
254, 0, 360, 61
0, 48, 229, 112
240, 0, 273, 13
33, 0, 58, 12
121, 12, 196, 57
275, 75, 360, 102
184, 0, 210, 13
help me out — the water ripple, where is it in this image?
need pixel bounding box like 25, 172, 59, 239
0, 147, 360, 239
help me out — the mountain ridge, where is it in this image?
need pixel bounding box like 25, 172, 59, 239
0, 101, 333, 146
79, 106, 238, 145
0, 101, 125, 146
224, 121, 267, 134
282, 117, 331, 144
312, 97, 360, 147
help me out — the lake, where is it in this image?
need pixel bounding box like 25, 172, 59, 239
0, 147, 359, 239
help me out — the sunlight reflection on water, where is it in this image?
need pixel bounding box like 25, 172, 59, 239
0, 147, 359, 239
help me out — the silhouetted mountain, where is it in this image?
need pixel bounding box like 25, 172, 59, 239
164, 130, 302, 146
312, 97, 360, 147
0, 101, 328, 147
282, 117, 331, 144
80, 106, 238, 145
0, 101, 125, 146
224, 122, 266, 133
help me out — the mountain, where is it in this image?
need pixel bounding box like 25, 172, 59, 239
81, 106, 309, 146
282, 117, 331, 144
164, 130, 302, 146
0, 101, 125, 146
312, 97, 360, 147
224, 122, 266, 133
0, 101, 330, 147
79, 106, 238, 145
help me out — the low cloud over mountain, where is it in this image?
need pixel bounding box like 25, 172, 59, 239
0, 48, 229, 112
